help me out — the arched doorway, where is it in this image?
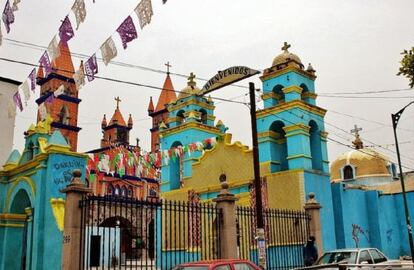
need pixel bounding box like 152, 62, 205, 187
170, 141, 183, 190
5, 188, 32, 270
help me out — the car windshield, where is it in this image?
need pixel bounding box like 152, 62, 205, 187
316, 251, 358, 265
173, 266, 209, 270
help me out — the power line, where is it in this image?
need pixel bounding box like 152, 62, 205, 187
321, 88, 413, 95
255, 93, 414, 170
4, 37, 414, 96
327, 109, 414, 133
0, 57, 249, 105
319, 95, 414, 99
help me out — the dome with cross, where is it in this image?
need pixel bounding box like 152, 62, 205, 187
330, 125, 397, 185
177, 72, 202, 100
272, 42, 304, 68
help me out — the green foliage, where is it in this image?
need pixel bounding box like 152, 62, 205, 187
397, 47, 414, 88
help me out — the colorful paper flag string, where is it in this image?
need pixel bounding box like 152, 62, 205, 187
100, 37, 117, 66
2, 0, 15, 33
85, 53, 98, 82
39, 51, 52, 77
12, 91, 23, 111
71, 0, 86, 30
28, 68, 36, 91
116, 16, 138, 49
135, 0, 153, 29
59, 16, 74, 43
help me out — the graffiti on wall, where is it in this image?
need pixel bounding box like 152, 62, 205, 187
352, 224, 369, 248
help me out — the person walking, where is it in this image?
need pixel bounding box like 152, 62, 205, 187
303, 236, 318, 266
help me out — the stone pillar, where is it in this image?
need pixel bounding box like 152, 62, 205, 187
304, 192, 323, 253
213, 177, 239, 259
61, 169, 92, 270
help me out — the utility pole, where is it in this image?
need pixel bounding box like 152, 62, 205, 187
249, 82, 266, 269
392, 101, 414, 263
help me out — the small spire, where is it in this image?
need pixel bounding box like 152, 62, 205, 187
128, 114, 133, 128
207, 95, 213, 103
307, 63, 316, 74
216, 120, 224, 127
148, 96, 154, 113
101, 114, 107, 129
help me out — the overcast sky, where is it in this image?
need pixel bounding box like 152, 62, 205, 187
1, 0, 414, 171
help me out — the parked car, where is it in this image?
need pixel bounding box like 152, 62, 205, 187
172, 259, 261, 270
312, 248, 402, 269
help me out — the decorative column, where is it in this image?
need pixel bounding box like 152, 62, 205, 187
61, 169, 92, 270
213, 176, 239, 259
283, 123, 312, 170
304, 192, 323, 253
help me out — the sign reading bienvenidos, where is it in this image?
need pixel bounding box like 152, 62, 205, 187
200, 66, 260, 95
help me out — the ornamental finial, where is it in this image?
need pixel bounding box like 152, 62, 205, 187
281, 41, 291, 52
188, 72, 196, 88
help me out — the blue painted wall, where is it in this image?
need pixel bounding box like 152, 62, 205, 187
331, 182, 414, 259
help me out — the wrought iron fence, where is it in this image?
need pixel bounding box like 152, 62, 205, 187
236, 206, 311, 270
79, 195, 221, 270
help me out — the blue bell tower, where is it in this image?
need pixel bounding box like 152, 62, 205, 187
159, 73, 225, 192
256, 42, 335, 251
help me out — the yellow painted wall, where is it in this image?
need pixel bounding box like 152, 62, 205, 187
162, 134, 306, 211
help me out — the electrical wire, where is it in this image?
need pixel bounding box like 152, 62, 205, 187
255, 93, 414, 170
0, 57, 249, 105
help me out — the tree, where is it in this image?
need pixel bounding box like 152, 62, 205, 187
397, 47, 414, 88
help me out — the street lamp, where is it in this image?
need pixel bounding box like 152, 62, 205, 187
391, 101, 414, 262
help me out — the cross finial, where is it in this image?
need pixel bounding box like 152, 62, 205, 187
188, 72, 196, 87
165, 61, 172, 74
351, 124, 362, 137
281, 41, 291, 52
115, 96, 121, 109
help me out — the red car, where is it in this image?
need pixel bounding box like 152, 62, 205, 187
172, 259, 261, 270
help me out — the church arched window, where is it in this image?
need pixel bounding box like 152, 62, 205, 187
272, 84, 285, 104
114, 185, 120, 196
27, 142, 35, 161
300, 83, 309, 102
269, 120, 288, 172
199, 109, 208, 124
108, 184, 114, 196
58, 105, 70, 125
169, 141, 183, 190
309, 120, 323, 171
343, 165, 354, 180
121, 186, 127, 197
128, 187, 133, 198
177, 110, 185, 125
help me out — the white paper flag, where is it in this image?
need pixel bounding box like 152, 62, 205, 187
135, 0, 153, 29
71, 0, 86, 30
19, 81, 30, 104
100, 37, 117, 66
73, 62, 85, 90
12, 0, 20, 11
54, 84, 65, 97
7, 100, 16, 118
47, 35, 60, 61
38, 103, 47, 120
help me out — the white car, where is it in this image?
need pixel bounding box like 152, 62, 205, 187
314, 248, 403, 269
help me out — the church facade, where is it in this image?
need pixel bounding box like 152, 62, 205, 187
158, 44, 336, 251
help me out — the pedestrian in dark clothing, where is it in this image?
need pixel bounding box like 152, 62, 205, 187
303, 236, 318, 266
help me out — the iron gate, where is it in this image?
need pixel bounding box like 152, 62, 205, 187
79, 195, 222, 270
236, 206, 311, 270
